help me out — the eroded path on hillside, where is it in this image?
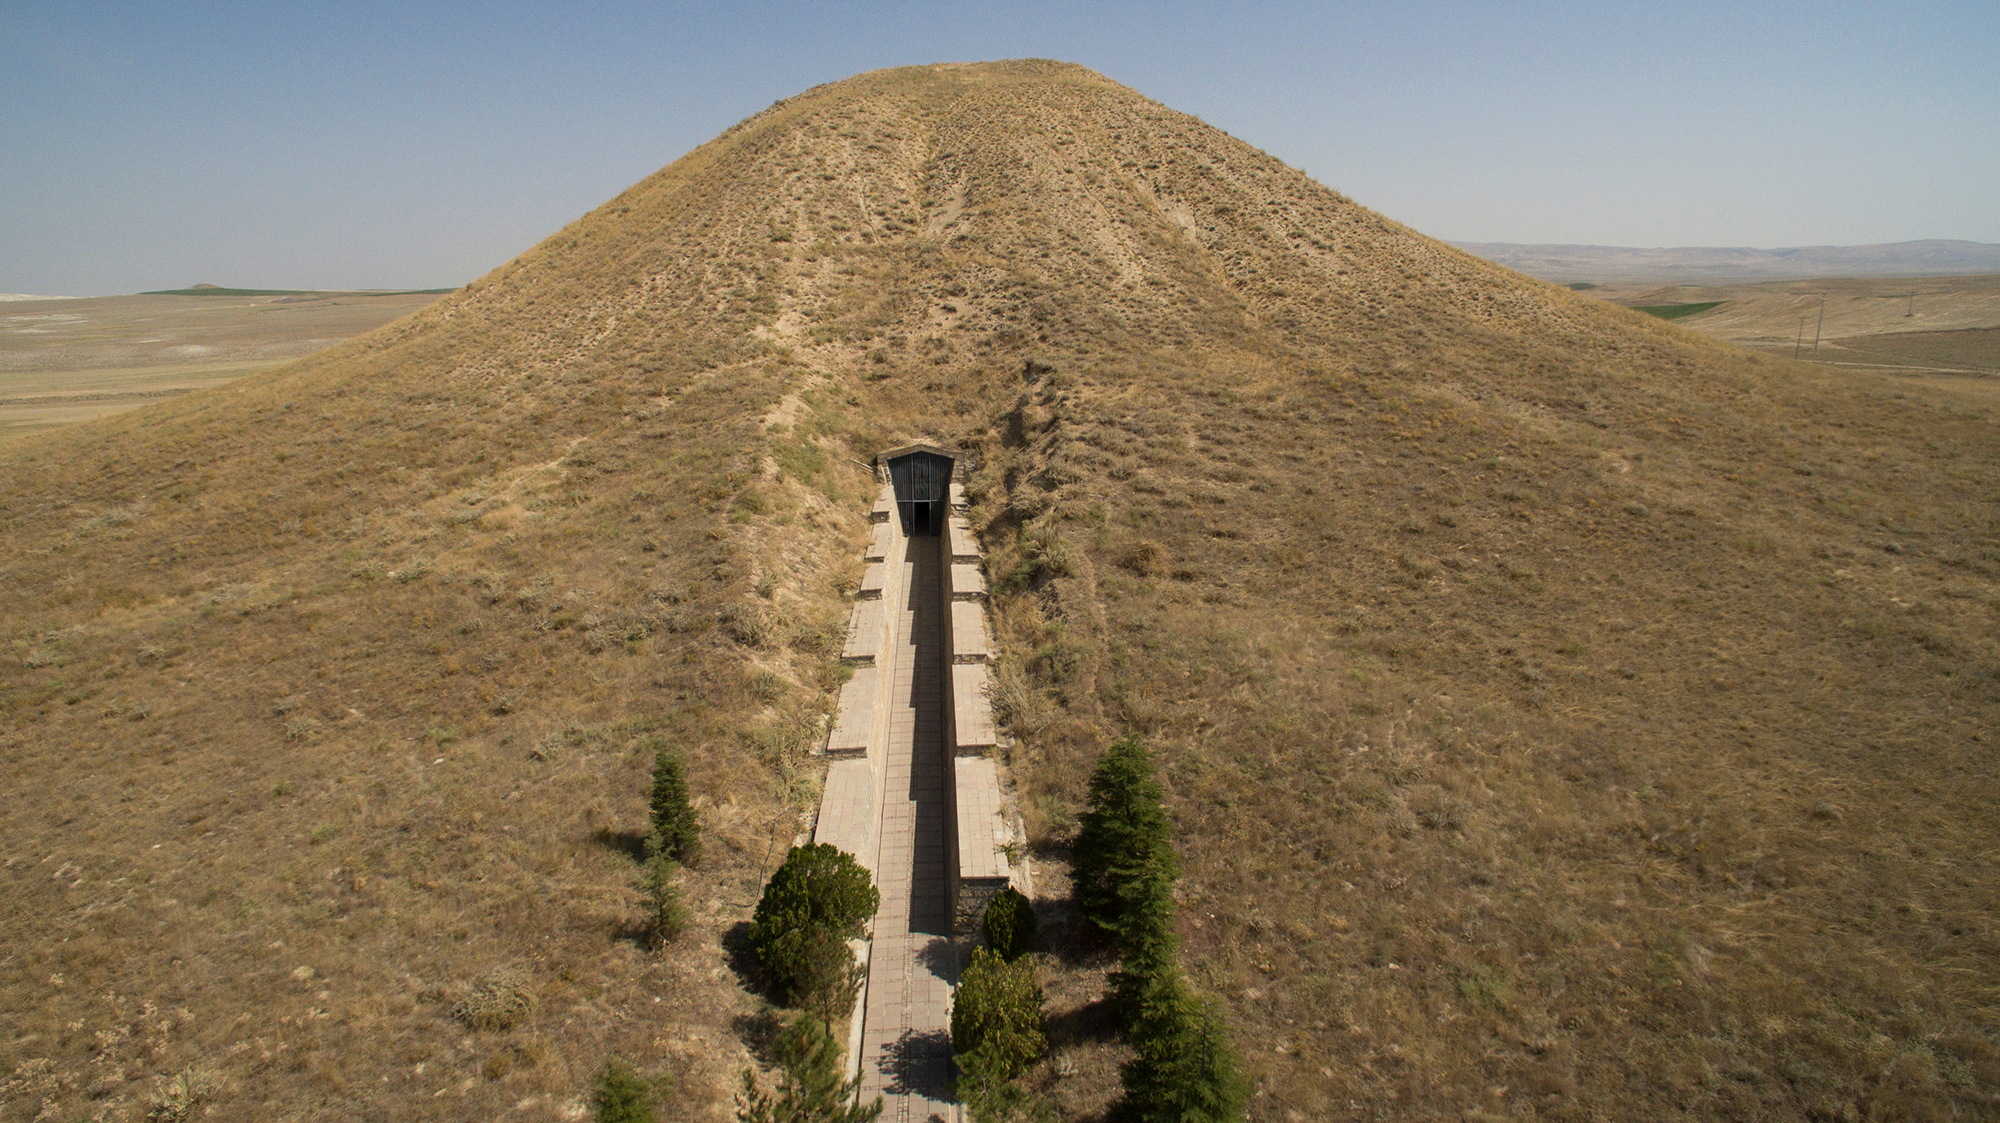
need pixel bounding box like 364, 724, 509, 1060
858, 532, 958, 1121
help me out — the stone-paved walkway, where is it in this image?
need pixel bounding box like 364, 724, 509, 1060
858, 530, 959, 1122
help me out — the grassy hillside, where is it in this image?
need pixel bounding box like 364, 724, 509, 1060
3, 60, 1996, 1121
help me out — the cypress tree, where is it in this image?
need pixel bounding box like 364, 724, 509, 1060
1071, 734, 1177, 947
647, 744, 701, 865
1115, 985, 1248, 1123
1105, 856, 1181, 1027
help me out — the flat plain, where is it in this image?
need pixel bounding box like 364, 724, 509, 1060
1584, 273, 2000, 376
0, 291, 447, 437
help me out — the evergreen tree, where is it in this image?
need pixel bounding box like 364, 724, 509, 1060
640, 853, 688, 948
590, 1057, 656, 1123
1071, 734, 1177, 947
790, 925, 864, 1027
1115, 985, 1248, 1123
951, 947, 1047, 1082
1105, 856, 1182, 1027
736, 1016, 883, 1123
961, 1072, 1056, 1123
981, 886, 1038, 962
647, 744, 702, 865
751, 844, 879, 1006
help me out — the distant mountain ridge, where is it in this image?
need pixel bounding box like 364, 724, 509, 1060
1452, 238, 2000, 283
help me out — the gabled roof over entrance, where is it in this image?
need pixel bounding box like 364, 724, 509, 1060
873, 442, 963, 471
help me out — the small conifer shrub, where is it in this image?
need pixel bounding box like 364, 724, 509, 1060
647, 743, 701, 864
590, 1057, 656, 1123
951, 947, 1047, 1082
982, 885, 1038, 962
736, 1016, 882, 1123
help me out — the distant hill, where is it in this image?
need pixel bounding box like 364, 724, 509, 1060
3, 60, 1996, 1121
139, 285, 458, 297
1454, 238, 2000, 283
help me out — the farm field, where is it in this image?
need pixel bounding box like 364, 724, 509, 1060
0, 290, 447, 437
1581, 274, 2000, 374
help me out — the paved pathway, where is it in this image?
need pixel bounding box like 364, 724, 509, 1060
858, 530, 960, 1122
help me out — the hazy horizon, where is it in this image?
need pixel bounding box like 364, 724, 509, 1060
5, 1, 1995, 296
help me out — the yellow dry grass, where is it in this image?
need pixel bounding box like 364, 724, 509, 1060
2, 60, 1996, 1120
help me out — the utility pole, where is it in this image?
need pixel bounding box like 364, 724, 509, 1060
1908, 291, 1915, 317
1796, 317, 1807, 360
1814, 295, 1826, 351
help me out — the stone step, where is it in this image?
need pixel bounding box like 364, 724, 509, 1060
947, 516, 980, 562
815, 757, 879, 876
863, 522, 893, 562
826, 667, 878, 757
857, 562, 888, 600
951, 599, 989, 662
950, 562, 986, 600
952, 662, 997, 754
842, 598, 885, 664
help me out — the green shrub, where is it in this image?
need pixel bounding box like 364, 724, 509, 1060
750, 844, 878, 1006
1114, 982, 1247, 1123
590, 1057, 656, 1123
647, 744, 701, 864
982, 886, 1038, 962
952, 947, 1046, 1082
736, 1016, 882, 1123
1071, 734, 1177, 947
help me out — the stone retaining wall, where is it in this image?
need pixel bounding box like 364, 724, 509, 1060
813, 483, 905, 874
942, 505, 1013, 936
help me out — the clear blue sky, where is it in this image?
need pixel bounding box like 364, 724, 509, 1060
4, 0, 1995, 295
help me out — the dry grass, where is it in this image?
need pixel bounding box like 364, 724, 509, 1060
3, 59, 1997, 1120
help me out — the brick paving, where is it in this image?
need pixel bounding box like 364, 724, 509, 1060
858, 530, 960, 1122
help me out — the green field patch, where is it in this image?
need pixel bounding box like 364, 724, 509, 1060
142, 286, 315, 297
1633, 300, 1725, 321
